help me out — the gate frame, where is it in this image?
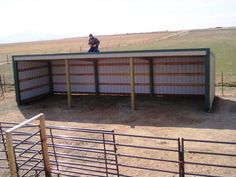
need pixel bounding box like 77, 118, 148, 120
5, 113, 51, 177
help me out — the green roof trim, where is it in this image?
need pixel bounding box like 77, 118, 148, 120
12, 48, 210, 58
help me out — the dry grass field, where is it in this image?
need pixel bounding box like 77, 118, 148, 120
0, 31, 175, 60
1, 27, 236, 87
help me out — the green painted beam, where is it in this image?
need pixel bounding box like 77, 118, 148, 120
12, 58, 21, 105
204, 49, 210, 112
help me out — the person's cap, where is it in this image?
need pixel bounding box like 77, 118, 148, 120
89, 34, 93, 37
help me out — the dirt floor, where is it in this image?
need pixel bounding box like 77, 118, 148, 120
0, 87, 236, 176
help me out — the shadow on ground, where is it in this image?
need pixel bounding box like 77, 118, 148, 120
17, 94, 236, 130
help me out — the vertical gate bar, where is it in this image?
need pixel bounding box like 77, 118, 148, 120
5, 131, 18, 177
181, 138, 185, 177
129, 57, 136, 110
112, 130, 120, 177
178, 138, 185, 177
178, 138, 181, 177
102, 133, 109, 177
39, 114, 52, 177
49, 128, 60, 177
178, 138, 182, 177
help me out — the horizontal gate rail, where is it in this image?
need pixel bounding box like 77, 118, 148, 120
185, 150, 236, 157
113, 133, 178, 141
118, 163, 179, 174
48, 152, 117, 166
183, 138, 236, 145
183, 138, 236, 177
113, 132, 180, 176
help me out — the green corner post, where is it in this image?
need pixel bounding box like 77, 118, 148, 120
12, 58, 21, 105
204, 48, 210, 112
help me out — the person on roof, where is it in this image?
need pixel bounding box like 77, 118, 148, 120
88, 34, 100, 53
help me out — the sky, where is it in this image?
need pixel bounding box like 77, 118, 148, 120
0, 0, 236, 43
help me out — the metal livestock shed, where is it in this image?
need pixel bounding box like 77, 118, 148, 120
12, 48, 215, 112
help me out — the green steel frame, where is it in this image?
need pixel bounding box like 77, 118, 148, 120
12, 58, 21, 104
204, 49, 211, 112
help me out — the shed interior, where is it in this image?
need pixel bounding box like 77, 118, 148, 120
13, 49, 215, 111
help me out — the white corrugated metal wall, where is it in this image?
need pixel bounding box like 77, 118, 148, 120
97, 58, 150, 94
17, 61, 50, 102
52, 60, 95, 93
50, 56, 205, 95
134, 59, 150, 93
153, 57, 205, 95
98, 58, 130, 93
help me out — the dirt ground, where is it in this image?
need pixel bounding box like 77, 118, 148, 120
0, 87, 236, 176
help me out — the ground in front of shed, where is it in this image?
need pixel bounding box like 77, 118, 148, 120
0, 87, 236, 176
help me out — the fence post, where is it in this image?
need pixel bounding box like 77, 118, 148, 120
221, 71, 224, 96
5, 131, 18, 177
39, 114, 52, 177
0, 75, 4, 97
7, 54, 9, 64
0, 123, 8, 160
178, 138, 185, 177
3, 74, 6, 92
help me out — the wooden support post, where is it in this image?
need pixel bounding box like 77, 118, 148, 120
149, 59, 154, 96
130, 58, 136, 110
39, 114, 52, 177
5, 132, 18, 177
65, 59, 72, 108
94, 61, 99, 95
